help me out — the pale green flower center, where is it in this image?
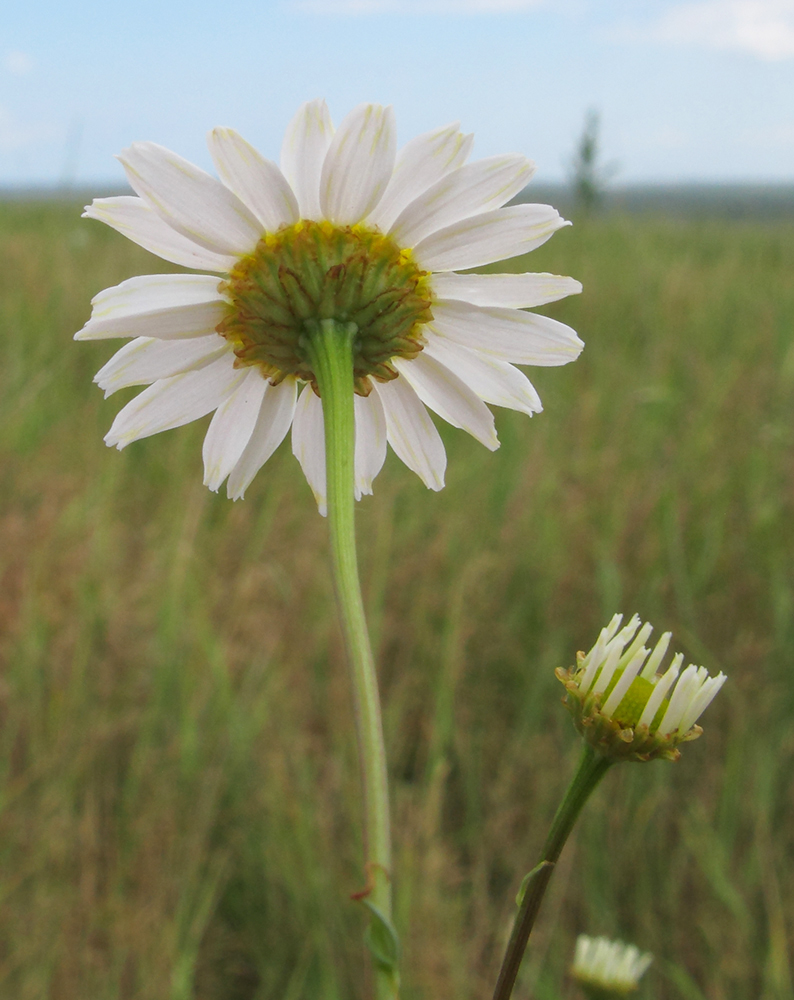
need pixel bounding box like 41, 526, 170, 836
217, 220, 434, 396
600, 672, 665, 730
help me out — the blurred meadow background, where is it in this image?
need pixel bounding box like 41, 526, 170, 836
3, 1, 794, 998
2, 186, 793, 999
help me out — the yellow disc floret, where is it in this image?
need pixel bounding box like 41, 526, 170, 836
217, 221, 434, 396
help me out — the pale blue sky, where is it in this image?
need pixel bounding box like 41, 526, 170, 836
2, 0, 793, 187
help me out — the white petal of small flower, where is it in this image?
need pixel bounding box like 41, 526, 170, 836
432, 271, 582, 309
602, 647, 649, 717
95, 335, 229, 396
320, 103, 396, 225
580, 615, 623, 686
617, 621, 654, 671
117, 142, 263, 255
280, 98, 334, 221
591, 641, 623, 696
208, 127, 299, 231
354, 392, 387, 499
82, 197, 237, 272
640, 631, 672, 680
292, 385, 328, 515
413, 203, 570, 272
658, 664, 700, 734
373, 378, 446, 491
430, 299, 583, 366
203, 368, 268, 492
610, 614, 642, 651
677, 672, 726, 734
637, 655, 682, 729
227, 378, 298, 500
367, 122, 473, 233
423, 335, 542, 416
601, 614, 625, 644
389, 154, 534, 248
392, 354, 498, 451
105, 354, 245, 450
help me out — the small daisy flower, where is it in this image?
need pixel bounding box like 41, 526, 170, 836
571, 935, 653, 998
75, 99, 583, 512
556, 614, 726, 762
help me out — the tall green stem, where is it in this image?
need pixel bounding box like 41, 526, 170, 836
305, 319, 398, 1000
492, 746, 612, 1000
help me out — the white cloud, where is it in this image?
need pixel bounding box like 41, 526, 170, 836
3, 51, 34, 75
293, 0, 544, 13
648, 1, 794, 60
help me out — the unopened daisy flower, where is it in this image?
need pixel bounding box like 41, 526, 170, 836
556, 614, 726, 762
75, 99, 582, 512
571, 935, 652, 998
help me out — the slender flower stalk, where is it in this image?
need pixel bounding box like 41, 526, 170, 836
305, 319, 398, 999
492, 746, 611, 1000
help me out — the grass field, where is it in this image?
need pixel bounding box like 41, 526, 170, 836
1, 197, 793, 1000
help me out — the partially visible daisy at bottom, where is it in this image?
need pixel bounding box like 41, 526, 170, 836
75, 98, 583, 513
571, 935, 653, 998
557, 614, 727, 762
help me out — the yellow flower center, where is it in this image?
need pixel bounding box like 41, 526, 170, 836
217, 220, 434, 396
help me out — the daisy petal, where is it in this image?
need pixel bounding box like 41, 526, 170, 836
118, 142, 263, 255
208, 127, 299, 231
355, 392, 387, 499
431, 271, 582, 308
422, 334, 542, 415
320, 103, 397, 225
389, 154, 534, 247
280, 98, 334, 221
227, 377, 298, 500
104, 355, 244, 449
431, 299, 584, 366
637, 659, 681, 730
366, 122, 473, 233
677, 673, 726, 734
373, 378, 446, 491
83, 197, 237, 272
76, 296, 227, 342
659, 665, 700, 734
95, 335, 229, 396
203, 368, 268, 491
81, 273, 223, 322
392, 354, 498, 450
292, 385, 327, 514
413, 203, 570, 272
602, 648, 649, 717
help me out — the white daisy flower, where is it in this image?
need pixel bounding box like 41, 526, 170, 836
76, 99, 583, 513
571, 935, 653, 997
556, 614, 726, 762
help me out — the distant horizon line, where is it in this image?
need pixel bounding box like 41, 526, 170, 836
2, 179, 793, 197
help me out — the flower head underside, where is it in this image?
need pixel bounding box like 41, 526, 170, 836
76, 100, 584, 512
